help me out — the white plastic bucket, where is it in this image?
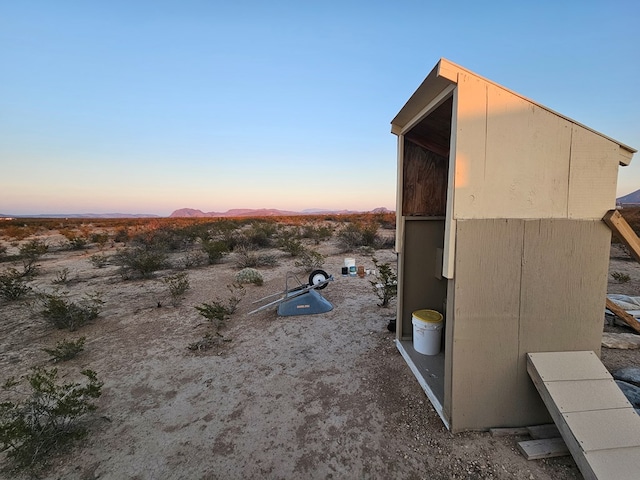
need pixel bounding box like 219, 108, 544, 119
412, 309, 443, 355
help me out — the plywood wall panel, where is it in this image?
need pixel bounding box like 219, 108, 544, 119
518, 220, 610, 355
402, 139, 448, 216
450, 219, 524, 431
568, 125, 620, 219
453, 80, 573, 219
400, 220, 447, 337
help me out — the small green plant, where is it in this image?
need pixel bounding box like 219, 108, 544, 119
163, 272, 190, 306
0, 268, 31, 301
41, 292, 104, 331
195, 284, 245, 332
611, 271, 631, 283
89, 253, 109, 268
235, 268, 264, 286
112, 247, 168, 279
42, 337, 86, 362
294, 249, 326, 272
52, 268, 70, 285
0, 367, 102, 471
369, 258, 398, 307
201, 239, 228, 264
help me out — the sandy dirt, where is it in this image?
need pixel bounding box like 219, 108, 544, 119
1, 228, 639, 479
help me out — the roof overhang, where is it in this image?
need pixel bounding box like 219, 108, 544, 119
391, 58, 636, 166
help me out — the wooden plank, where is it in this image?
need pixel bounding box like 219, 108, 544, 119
517, 437, 569, 460
527, 424, 560, 439
603, 209, 640, 264
605, 298, 640, 334
490, 427, 529, 437
568, 124, 619, 219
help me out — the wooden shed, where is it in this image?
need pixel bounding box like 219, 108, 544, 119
391, 58, 636, 432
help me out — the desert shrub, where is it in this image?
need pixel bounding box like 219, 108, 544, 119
294, 249, 326, 272
0, 367, 102, 471
89, 253, 109, 268
41, 292, 103, 331
163, 272, 190, 306
52, 268, 70, 285
195, 284, 244, 332
611, 271, 631, 283
201, 239, 229, 265
0, 244, 7, 258
301, 224, 333, 244
89, 232, 109, 249
235, 268, 263, 286
187, 332, 231, 351
19, 239, 48, 277
337, 222, 381, 251
234, 247, 277, 269
42, 337, 86, 362
244, 222, 278, 248
112, 247, 168, 279
279, 237, 305, 257
370, 258, 397, 307
61, 235, 87, 251
0, 268, 31, 301
179, 250, 206, 269
113, 227, 129, 243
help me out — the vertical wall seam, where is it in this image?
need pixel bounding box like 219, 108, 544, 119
566, 126, 574, 218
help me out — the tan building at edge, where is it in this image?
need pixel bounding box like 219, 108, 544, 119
391, 58, 636, 432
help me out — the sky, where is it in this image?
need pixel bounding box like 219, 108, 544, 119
1, 0, 639, 216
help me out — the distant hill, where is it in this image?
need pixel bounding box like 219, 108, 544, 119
169, 207, 394, 218
2, 213, 160, 219
617, 189, 640, 206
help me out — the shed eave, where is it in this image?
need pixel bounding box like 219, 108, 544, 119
390, 58, 637, 164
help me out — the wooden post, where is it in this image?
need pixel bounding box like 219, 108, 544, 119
603, 210, 640, 263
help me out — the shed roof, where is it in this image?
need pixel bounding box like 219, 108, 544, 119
391, 58, 636, 165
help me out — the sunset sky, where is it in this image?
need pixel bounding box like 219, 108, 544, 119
1, 1, 639, 216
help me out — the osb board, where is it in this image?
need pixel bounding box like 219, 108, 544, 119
568, 124, 620, 219
518, 220, 610, 357
453, 77, 572, 219
449, 219, 526, 431
398, 220, 447, 338
402, 139, 448, 216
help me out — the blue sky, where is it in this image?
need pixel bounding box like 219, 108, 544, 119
1, 0, 638, 215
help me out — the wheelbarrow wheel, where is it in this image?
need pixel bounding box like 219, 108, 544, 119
309, 270, 329, 290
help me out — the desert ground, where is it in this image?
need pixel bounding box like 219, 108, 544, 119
1, 217, 639, 480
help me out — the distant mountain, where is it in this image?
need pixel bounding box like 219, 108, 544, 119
617, 189, 640, 206
169, 207, 394, 218
3, 213, 160, 219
